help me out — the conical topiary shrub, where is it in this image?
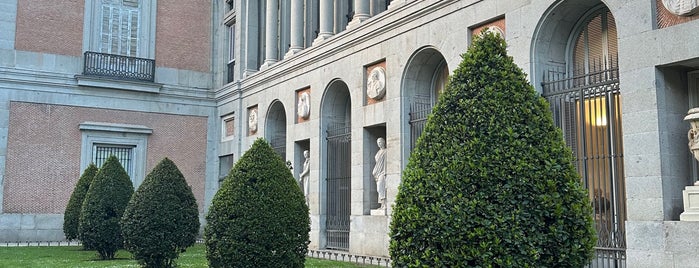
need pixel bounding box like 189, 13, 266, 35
121, 158, 200, 268
389, 32, 596, 267
205, 138, 310, 268
63, 163, 98, 242
79, 155, 134, 260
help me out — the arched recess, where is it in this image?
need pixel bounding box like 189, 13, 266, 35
532, 1, 625, 267
319, 79, 352, 251
265, 100, 287, 160
400, 46, 449, 169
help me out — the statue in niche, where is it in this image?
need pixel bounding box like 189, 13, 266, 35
299, 150, 310, 203
373, 137, 387, 210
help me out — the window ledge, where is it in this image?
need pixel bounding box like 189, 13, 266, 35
75, 75, 163, 94
79, 122, 153, 135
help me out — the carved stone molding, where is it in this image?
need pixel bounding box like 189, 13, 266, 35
297, 92, 310, 119
248, 107, 258, 134
662, 0, 699, 16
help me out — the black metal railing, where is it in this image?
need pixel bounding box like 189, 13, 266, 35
409, 94, 432, 151
83, 51, 155, 82
325, 123, 351, 251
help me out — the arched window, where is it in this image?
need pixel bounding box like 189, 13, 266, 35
541, 5, 626, 267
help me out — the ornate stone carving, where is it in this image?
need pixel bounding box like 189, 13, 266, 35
248, 108, 258, 133
485, 25, 505, 37
367, 66, 387, 100
297, 92, 310, 119
662, 0, 699, 16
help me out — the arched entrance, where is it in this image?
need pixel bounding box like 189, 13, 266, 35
533, 1, 625, 267
400, 46, 448, 167
320, 79, 351, 251
265, 100, 287, 160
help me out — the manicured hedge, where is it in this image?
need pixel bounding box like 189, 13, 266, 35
63, 163, 98, 242
121, 158, 200, 268
389, 31, 596, 267
205, 138, 310, 268
79, 155, 134, 260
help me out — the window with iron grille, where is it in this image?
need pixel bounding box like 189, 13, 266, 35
93, 144, 135, 178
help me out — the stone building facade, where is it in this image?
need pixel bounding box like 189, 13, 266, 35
2, 0, 699, 267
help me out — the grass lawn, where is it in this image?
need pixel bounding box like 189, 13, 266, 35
0, 244, 378, 267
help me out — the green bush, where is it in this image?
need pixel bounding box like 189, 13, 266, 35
121, 158, 200, 268
205, 138, 310, 268
389, 32, 596, 267
79, 155, 134, 260
63, 163, 98, 242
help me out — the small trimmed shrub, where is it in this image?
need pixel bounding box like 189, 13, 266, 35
205, 138, 310, 268
121, 158, 200, 268
389, 32, 596, 267
79, 155, 134, 260
63, 163, 98, 242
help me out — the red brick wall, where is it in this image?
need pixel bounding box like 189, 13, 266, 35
156, 0, 212, 72
3, 102, 208, 214
14, 0, 84, 56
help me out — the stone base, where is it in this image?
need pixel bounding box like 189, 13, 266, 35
370, 208, 386, 216
681, 186, 699, 221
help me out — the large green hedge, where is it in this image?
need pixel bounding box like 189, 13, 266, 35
63, 163, 98, 242
205, 138, 310, 268
121, 158, 200, 268
78, 155, 134, 260
389, 32, 596, 267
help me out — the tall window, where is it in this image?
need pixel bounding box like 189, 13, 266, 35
100, 0, 139, 56
83, 0, 156, 58
227, 24, 236, 83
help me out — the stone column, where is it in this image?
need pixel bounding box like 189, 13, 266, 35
285, 0, 304, 58
313, 0, 334, 45
261, 0, 279, 69
347, 0, 370, 29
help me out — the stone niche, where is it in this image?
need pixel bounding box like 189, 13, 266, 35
364, 125, 387, 215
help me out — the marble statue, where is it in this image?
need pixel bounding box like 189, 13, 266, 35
373, 137, 387, 210
299, 150, 310, 203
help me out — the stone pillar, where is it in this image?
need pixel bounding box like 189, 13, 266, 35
261, 0, 279, 69
347, 0, 370, 29
285, 0, 304, 58
313, 0, 334, 45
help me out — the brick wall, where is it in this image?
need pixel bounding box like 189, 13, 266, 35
156, 0, 211, 72
3, 102, 208, 214
14, 0, 84, 56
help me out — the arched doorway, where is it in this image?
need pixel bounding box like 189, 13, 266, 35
265, 100, 287, 160
533, 1, 625, 267
400, 46, 448, 167
320, 79, 351, 251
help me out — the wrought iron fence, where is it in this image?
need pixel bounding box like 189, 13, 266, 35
542, 58, 626, 268
307, 249, 391, 267
325, 123, 351, 251
270, 134, 286, 160
83, 51, 155, 82
409, 94, 432, 150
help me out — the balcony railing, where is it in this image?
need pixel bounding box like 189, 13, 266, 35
83, 51, 155, 82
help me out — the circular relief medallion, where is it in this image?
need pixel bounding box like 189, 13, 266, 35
297, 92, 310, 119
248, 109, 258, 133
484, 26, 505, 38
367, 66, 387, 100
662, 0, 699, 16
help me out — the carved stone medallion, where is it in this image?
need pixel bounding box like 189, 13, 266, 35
367, 66, 387, 100
297, 92, 310, 119
662, 0, 699, 16
248, 108, 258, 133
484, 26, 505, 37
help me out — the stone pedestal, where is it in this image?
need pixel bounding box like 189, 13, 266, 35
681, 185, 699, 221
370, 208, 386, 216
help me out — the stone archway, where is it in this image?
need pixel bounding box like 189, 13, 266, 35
265, 100, 287, 160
